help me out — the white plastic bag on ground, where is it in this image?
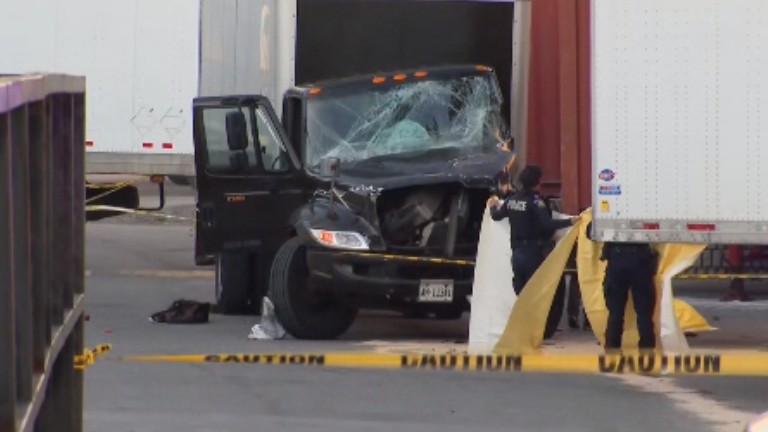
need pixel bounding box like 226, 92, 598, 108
248, 297, 286, 340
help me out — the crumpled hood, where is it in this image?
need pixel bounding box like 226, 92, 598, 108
332, 150, 514, 192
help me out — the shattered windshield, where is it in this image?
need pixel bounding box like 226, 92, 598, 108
305, 74, 509, 172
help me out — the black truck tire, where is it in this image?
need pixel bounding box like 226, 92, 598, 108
269, 238, 357, 339
215, 252, 257, 315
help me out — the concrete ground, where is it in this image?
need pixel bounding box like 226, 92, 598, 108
82, 181, 768, 432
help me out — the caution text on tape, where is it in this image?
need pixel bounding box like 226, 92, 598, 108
105, 351, 768, 377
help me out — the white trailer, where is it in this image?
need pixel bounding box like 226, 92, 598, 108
590, 0, 768, 245
0, 0, 291, 179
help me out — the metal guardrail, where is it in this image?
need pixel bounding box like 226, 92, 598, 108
0, 74, 86, 432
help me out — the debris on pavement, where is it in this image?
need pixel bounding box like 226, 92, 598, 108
248, 297, 286, 340
150, 299, 211, 324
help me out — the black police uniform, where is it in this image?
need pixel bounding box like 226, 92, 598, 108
600, 241, 658, 350
490, 190, 571, 295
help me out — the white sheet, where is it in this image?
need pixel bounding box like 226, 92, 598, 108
468, 205, 573, 354
468, 205, 516, 354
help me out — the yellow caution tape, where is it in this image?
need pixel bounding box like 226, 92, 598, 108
676, 274, 768, 280
86, 180, 141, 204
74, 344, 112, 370
338, 252, 475, 266
86, 180, 138, 190
85, 205, 196, 223
96, 351, 768, 377
339, 255, 768, 279
512, 267, 768, 280
85, 203, 768, 282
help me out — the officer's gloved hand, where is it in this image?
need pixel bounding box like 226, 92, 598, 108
551, 210, 578, 242
551, 210, 573, 221
553, 211, 581, 225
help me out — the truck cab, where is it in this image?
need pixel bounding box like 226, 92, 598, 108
193, 65, 515, 339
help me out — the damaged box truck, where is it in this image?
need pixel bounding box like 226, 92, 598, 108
194, 0, 517, 339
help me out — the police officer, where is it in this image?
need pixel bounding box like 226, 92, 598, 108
489, 165, 579, 296
588, 223, 658, 352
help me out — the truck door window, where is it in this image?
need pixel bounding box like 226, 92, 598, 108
202, 107, 259, 174
201, 105, 290, 175
254, 107, 290, 173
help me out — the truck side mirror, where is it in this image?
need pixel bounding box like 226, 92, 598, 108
319, 157, 341, 179
225, 111, 248, 151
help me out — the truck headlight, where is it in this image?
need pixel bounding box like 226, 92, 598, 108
309, 229, 370, 250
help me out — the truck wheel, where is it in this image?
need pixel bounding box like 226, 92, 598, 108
215, 252, 257, 315
269, 238, 357, 339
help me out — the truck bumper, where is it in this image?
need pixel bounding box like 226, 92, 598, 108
306, 249, 476, 308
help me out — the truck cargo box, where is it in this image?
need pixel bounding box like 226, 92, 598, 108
590, 0, 768, 245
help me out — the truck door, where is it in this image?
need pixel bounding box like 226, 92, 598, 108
192, 96, 307, 262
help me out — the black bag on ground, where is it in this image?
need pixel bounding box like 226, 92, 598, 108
150, 299, 210, 324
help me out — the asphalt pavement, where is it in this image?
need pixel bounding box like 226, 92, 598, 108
81, 182, 768, 432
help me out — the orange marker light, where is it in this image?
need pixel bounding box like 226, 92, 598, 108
414, 71, 428, 78
309, 87, 322, 96
476, 65, 491, 72
372, 76, 386, 84
319, 231, 334, 244
393, 74, 407, 81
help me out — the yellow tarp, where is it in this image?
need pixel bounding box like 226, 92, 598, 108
673, 298, 717, 334
494, 209, 715, 355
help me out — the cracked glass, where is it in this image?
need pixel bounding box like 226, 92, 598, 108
305, 73, 509, 172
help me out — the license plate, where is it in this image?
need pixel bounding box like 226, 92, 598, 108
418, 280, 454, 303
